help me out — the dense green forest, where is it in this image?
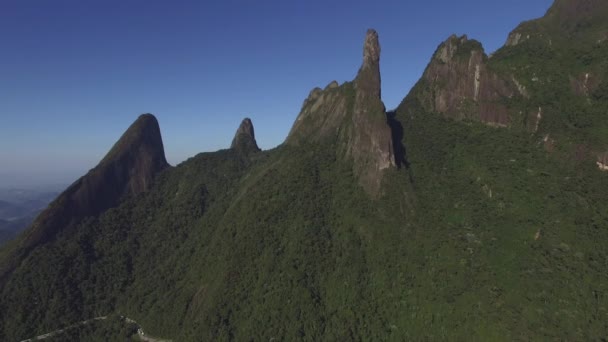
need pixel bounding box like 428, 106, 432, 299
2, 124, 607, 340
1, 0, 608, 340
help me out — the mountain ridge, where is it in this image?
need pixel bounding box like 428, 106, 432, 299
231, 118, 260, 153
1, 0, 608, 340
287, 29, 394, 196
0, 114, 169, 282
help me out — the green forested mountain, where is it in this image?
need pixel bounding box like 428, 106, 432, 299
1, 0, 608, 340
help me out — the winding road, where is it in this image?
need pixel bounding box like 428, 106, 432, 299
19, 315, 172, 342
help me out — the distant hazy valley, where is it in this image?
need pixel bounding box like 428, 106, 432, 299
0, 187, 60, 245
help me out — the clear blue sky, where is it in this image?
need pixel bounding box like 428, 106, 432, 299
0, 0, 553, 188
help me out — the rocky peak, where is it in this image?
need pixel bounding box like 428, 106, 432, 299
231, 118, 260, 152
325, 80, 339, 90
408, 34, 516, 126
3, 114, 169, 279
435, 34, 471, 62
350, 29, 394, 193
286, 29, 395, 196
102, 114, 168, 178
362, 29, 380, 68
356, 29, 382, 98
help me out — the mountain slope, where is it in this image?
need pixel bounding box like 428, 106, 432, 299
402, 0, 608, 171
490, 0, 608, 165
0, 114, 169, 282
1, 1, 608, 340
4, 118, 607, 340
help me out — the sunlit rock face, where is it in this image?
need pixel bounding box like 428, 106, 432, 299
416, 35, 516, 126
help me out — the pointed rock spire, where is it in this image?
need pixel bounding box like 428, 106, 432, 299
349, 29, 395, 194
356, 29, 382, 98
44, 112, 168, 227
286, 29, 395, 196
101, 114, 169, 192
362, 29, 381, 66
231, 118, 260, 152
103, 114, 167, 161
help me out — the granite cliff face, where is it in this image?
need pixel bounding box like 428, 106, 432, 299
231, 118, 260, 153
406, 35, 516, 126
500, 0, 608, 169
287, 29, 394, 196
397, 0, 608, 173
348, 29, 395, 193
0, 114, 169, 281
97, 114, 169, 196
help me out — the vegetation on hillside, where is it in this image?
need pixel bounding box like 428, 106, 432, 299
1, 119, 607, 340
1, 1, 608, 340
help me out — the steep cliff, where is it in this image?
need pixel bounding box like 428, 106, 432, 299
231, 118, 260, 153
401, 35, 517, 126
496, 0, 608, 168
399, 0, 608, 171
287, 29, 394, 196
0, 114, 169, 281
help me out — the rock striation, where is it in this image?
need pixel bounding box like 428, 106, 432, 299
348, 29, 395, 192
396, 0, 608, 173
286, 29, 394, 196
231, 118, 260, 153
403, 35, 516, 126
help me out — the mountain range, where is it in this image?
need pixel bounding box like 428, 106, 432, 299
1, 0, 607, 340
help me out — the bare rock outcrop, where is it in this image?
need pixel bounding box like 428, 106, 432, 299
415, 35, 516, 126
0, 114, 169, 282
286, 29, 394, 196
231, 118, 260, 153
348, 29, 395, 192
